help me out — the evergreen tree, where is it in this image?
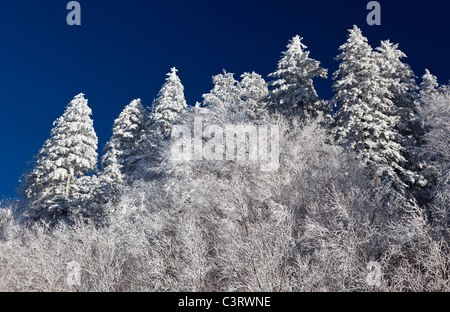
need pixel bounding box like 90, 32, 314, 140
202, 70, 242, 118
376, 40, 427, 190
100, 147, 124, 186
24, 93, 98, 219
332, 25, 419, 194
146, 67, 187, 162
420, 69, 440, 98
240, 72, 268, 120
266, 35, 328, 118
96, 150, 124, 212
376, 40, 418, 111
102, 99, 148, 176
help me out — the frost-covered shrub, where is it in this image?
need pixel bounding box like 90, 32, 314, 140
419, 86, 450, 242
0, 204, 15, 242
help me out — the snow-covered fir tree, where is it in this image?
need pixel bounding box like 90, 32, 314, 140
96, 149, 124, 212
331, 25, 422, 194
376, 40, 427, 192
102, 99, 149, 176
201, 70, 268, 121
202, 70, 243, 120
420, 69, 440, 98
100, 147, 124, 187
146, 67, 187, 162
24, 93, 98, 219
266, 35, 328, 118
239, 71, 269, 120
376, 40, 418, 111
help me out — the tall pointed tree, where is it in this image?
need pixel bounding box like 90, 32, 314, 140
24, 93, 98, 218
376, 40, 427, 190
331, 25, 419, 194
266, 35, 328, 118
102, 99, 149, 176
376, 40, 418, 110
420, 69, 440, 98
146, 67, 187, 162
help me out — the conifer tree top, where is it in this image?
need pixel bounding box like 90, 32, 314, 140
152, 67, 187, 115
267, 35, 327, 117
420, 69, 439, 96
24, 93, 99, 215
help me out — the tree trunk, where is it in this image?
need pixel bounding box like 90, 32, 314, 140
65, 172, 72, 197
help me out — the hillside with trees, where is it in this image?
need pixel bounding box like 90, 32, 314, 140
0, 25, 448, 292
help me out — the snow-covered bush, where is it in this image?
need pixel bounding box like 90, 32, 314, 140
419, 85, 450, 241
0, 202, 15, 242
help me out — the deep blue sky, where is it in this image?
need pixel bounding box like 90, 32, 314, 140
1, 0, 449, 199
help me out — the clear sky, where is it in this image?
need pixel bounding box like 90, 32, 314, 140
0, 0, 449, 199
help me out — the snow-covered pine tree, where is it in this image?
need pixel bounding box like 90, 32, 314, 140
96, 148, 124, 213
202, 70, 243, 120
420, 69, 440, 98
24, 93, 98, 219
332, 25, 416, 194
266, 35, 328, 118
102, 99, 149, 176
376, 40, 418, 112
146, 67, 187, 162
376, 40, 427, 190
100, 147, 124, 186
240, 72, 268, 120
